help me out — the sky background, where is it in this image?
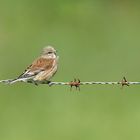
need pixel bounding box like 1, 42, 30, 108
0, 0, 140, 140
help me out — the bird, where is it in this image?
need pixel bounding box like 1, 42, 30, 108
1, 46, 59, 85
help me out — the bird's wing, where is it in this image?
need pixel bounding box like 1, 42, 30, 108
18, 57, 55, 79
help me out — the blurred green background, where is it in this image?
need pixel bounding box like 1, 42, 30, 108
0, 0, 140, 140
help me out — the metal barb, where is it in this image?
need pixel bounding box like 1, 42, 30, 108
69, 79, 81, 91
121, 76, 129, 87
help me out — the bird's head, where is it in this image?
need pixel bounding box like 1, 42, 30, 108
41, 46, 57, 58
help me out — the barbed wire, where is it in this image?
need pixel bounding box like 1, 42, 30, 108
47, 77, 140, 90
1, 77, 139, 90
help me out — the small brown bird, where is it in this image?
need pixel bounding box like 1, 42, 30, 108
3, 46, 58, 85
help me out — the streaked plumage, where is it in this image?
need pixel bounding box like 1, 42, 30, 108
4, 46, 58, 85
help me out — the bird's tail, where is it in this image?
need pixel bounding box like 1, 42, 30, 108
0, 79, 14, 84
0, 78, 29, 84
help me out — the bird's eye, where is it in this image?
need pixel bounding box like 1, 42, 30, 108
48, 52, 52, 54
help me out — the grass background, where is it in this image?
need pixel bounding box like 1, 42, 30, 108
0, 0, 140, 140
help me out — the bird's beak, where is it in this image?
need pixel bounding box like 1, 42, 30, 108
55, 50, 58, 55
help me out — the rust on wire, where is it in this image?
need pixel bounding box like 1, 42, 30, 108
69, 79, 81, 91
121, 77, 129, 87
